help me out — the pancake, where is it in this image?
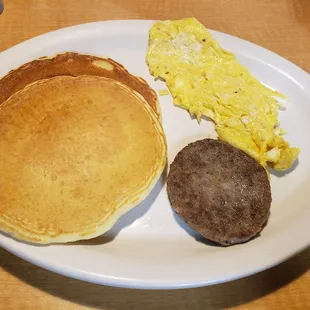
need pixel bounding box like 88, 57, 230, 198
167, 139, 271, 246
0, 75, 167, 244
0, 52, 160, 117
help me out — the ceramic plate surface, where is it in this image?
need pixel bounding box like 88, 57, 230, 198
1, 20, 310, 289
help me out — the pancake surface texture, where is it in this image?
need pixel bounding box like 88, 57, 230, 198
167, 139, 271, 246
0, 76, 167, 244
0, 52, 160, 117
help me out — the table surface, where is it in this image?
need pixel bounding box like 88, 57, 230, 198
0, 1, 309, 309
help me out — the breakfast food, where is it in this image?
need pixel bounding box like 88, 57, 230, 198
0, 52, 160, 117
167, 139, 271, 246
146, 18, 300, 171
0, 75, 167, 244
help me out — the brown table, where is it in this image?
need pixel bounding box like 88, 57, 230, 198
0, 1, 309, 309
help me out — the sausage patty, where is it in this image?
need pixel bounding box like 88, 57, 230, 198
167, 139, 272, 246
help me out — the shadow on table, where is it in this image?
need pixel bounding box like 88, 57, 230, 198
294, 0, 310, 26
1, 247, 309, 309
294, 0, 310, 41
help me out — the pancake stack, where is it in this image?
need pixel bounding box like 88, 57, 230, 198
0, 53, 167, 244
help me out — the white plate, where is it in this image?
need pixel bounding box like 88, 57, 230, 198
1, 20, 310, 290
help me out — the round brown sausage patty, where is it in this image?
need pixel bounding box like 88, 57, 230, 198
167, 139, 272, 246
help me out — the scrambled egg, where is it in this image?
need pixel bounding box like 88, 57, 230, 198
146, 18, 300, 171
159, 89, 170, 96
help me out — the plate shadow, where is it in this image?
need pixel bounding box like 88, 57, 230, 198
171, 209, 221, 247
2, 247, 309, 309
269, 158, 299, 178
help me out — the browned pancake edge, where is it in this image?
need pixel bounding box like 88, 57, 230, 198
0, 52, 160, 117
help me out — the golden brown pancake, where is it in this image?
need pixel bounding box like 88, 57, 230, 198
0, 52, 160, 117
0, 75, 167, 244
